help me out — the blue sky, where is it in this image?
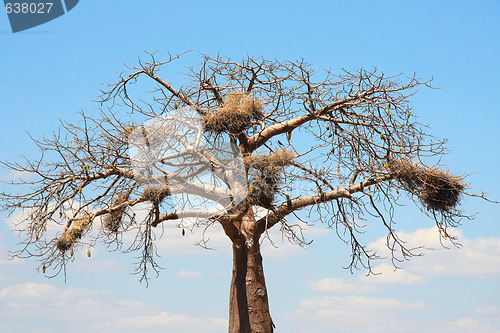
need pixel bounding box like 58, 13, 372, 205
1, 1, 500, 332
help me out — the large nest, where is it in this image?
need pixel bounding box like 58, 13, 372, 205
248, 174, 277, 209
246, 149, 295, 209
388, 159, 465, 212
245, 148, 296, 170
103, 192, 130, 232
56, 214, 91, 252
202, 92, 264, 134
142, 186, 171, 203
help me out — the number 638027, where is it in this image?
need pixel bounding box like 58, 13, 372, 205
5, 2, 53, 14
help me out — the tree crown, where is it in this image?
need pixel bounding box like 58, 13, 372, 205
1, 52, 480, 280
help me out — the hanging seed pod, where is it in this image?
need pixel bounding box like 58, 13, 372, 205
16, 201, 21, 207
182, 228, 185, 236
87, 249, 91, 257
42, 265, 46, 274
59, 211, 63, 218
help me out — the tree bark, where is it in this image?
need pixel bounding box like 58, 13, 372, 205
228, 236, 273, 333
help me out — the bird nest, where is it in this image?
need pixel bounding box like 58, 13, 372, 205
56, 214, 91, 252
245, 149, 295, 209
202, 91, 264, 134
248, 175, 277, 209
142, 186, 171, 203
245, 148, 296, 170
388, 159, 465, 212
103, 192, 130, 233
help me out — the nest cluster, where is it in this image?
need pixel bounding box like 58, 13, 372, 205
103, 192, 130, 232
202, 92, 264, 134
56, 214, 91, 252
389, 159, 465, 212
246, 149, 295, 209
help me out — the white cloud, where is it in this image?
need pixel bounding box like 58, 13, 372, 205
474, 305, 500, 315
295, 295, 426, 332
367, 226, 500, 278
177, 269, 202, 279
0, 282, 226, 333
365, 263, 428, 284
311, 263, 428, 294
118, 311, 227, 332
298, 227, 500, 333
311, 278, 378, 294
298, 295, 425, 314
368, 226, 454, 255
1, 169, 34, 182
310, 227, 500, 298
294, 295, 500, 333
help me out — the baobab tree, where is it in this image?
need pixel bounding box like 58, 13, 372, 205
1, 52, 480, 332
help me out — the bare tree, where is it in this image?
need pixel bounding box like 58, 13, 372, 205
1, 52, 487, 332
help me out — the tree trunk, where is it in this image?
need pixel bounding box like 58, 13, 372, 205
228, 237, 274, 333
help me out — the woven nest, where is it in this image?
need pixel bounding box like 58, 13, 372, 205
245, 148, 296, 170
56, 214, 91, 252
248, 173, 278, 209
202, 92, 264, 134
388, 159, 465, 212
142, 186, 171, 203
103, 192, 130, 232
246, 149, 295, 209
